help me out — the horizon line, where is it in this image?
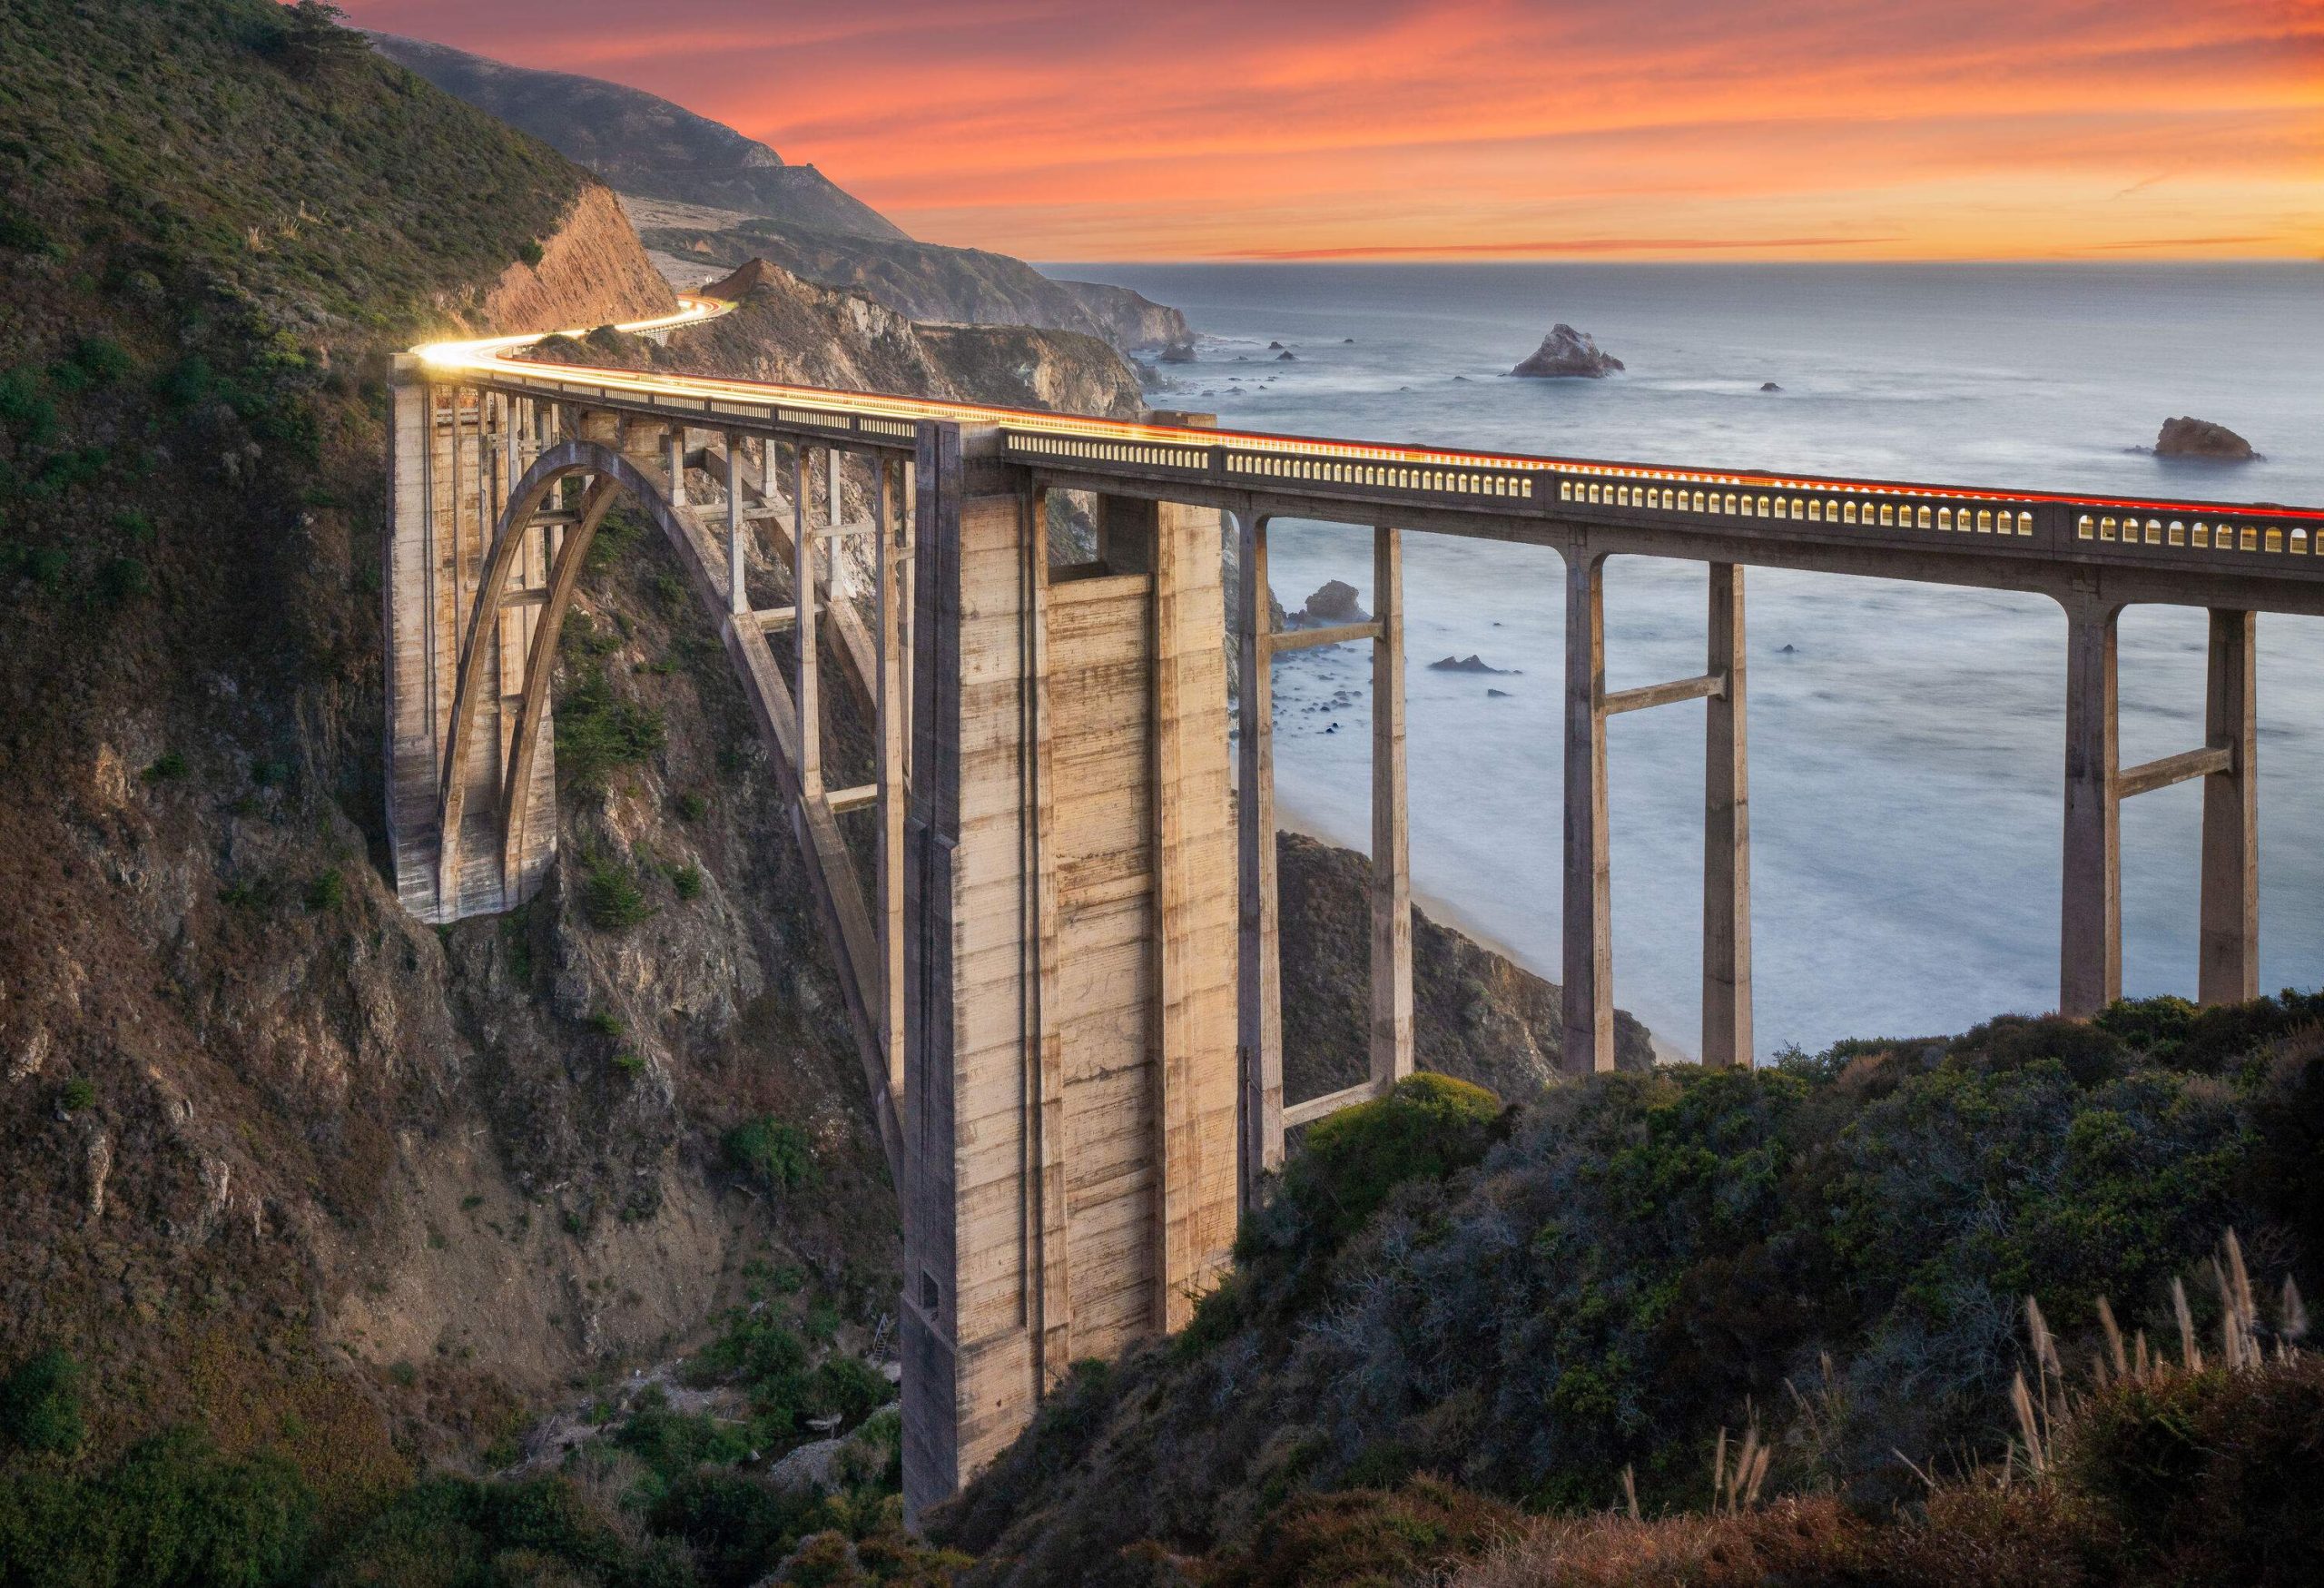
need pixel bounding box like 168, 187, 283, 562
1029, 252, 2324, 268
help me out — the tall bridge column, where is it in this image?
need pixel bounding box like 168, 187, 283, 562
1702, 564, 1753, 1068
2200, 609, 2258, 1004
2059, 598, 2122, 1018
901, 427, 1238, 1519
1236, 513, 1284, 1208
1370, 528, 1415, 1092
2060, 599, 2260, 1018
1562, 549, 1614, 1072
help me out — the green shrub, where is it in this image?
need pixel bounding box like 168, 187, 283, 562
670, 863, 704, 902
303, 868, 344, 912
675, 791, 708, 823
97, 554, 151, 603
807, 1357, 894, 1431
0, 212, 49, 252
556, 664, 665, 794
70, 335, 136, 387
612, 1051, 647, 1079
517, 238, 546, 269
312, 1473, 636, 1588
648, 1468, 823, 1588
1268, 1072, 1502, 1256
143, 750, 188, 783
2062, 1355, 2324, 1587
0, 369, 56, 445
0, 1427, 315, 1587
585, 1011, 625, 1038
0, 1348, 84, 1455
580, 856, 653, 932
724, 1116, 813, 1192
696, 1313, 812, 1424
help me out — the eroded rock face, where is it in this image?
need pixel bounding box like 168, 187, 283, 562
478, 183, 675, 335
1274, 832, 1654, 1100
1511, 323, 1624, 378
2155, 416, 2257, 459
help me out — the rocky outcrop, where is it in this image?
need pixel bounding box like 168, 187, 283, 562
1055, 279, 1193, 351
478, 183, 675, 334
635, 223, 1192, 355
2154, 416, 2257, 459
1511, 323, 1624, 378
556, 259, 1147, 420
370, 34, 907, 240
1295, 580, 1368, 625
1275, 832, 1653, 1102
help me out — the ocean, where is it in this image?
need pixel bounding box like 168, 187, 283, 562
1041, 262, 2324, 1057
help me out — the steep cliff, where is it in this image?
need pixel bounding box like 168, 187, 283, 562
476, 182, 675, 332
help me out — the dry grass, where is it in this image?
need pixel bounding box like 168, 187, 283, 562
1447, 1489, 2088, 1588
1452, 1230, 2318, 1588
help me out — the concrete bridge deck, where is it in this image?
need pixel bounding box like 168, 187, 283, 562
392, 297, 2322, 1516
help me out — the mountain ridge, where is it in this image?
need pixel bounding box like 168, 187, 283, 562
366, 31, 1193, 356
369, 32, 910, 242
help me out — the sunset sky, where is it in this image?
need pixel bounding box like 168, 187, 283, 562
342, 0, 2323, 261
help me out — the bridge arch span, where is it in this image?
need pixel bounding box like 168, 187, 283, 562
431, 439, 659, 912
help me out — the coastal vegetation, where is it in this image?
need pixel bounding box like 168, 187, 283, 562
934, 994, 2324, 1584
5, 993, 2316, 1583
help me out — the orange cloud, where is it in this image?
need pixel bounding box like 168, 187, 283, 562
345, 0, 2324, 259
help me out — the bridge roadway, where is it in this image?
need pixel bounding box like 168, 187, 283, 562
399, 298, 2323, 1514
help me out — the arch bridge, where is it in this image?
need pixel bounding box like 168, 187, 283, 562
386, 300, 2324, 1516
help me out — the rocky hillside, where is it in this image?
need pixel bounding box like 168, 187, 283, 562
537, 257, 1147, 420
369, 32, 907, 242
363, 30, 1191, 356
639, 214, 1190, 355
0, 0, 879, 1488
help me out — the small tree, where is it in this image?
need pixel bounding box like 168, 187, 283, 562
0, 1348, 85, 1455
276, 2, 369, 77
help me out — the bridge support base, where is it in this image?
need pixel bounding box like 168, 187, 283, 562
901, 431, 1239, 1520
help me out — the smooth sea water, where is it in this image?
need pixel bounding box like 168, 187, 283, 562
1044, 263, 2324, 1057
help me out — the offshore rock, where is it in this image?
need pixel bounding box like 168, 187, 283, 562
1296, 580, 1368, 626
2154, 416, 2257, 460
1511, 323, 1624, 378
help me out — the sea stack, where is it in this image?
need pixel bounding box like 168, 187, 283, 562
1510, 323, 1624, 378
2154, 416, 2256, 460
1296, 579, 1368, 626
